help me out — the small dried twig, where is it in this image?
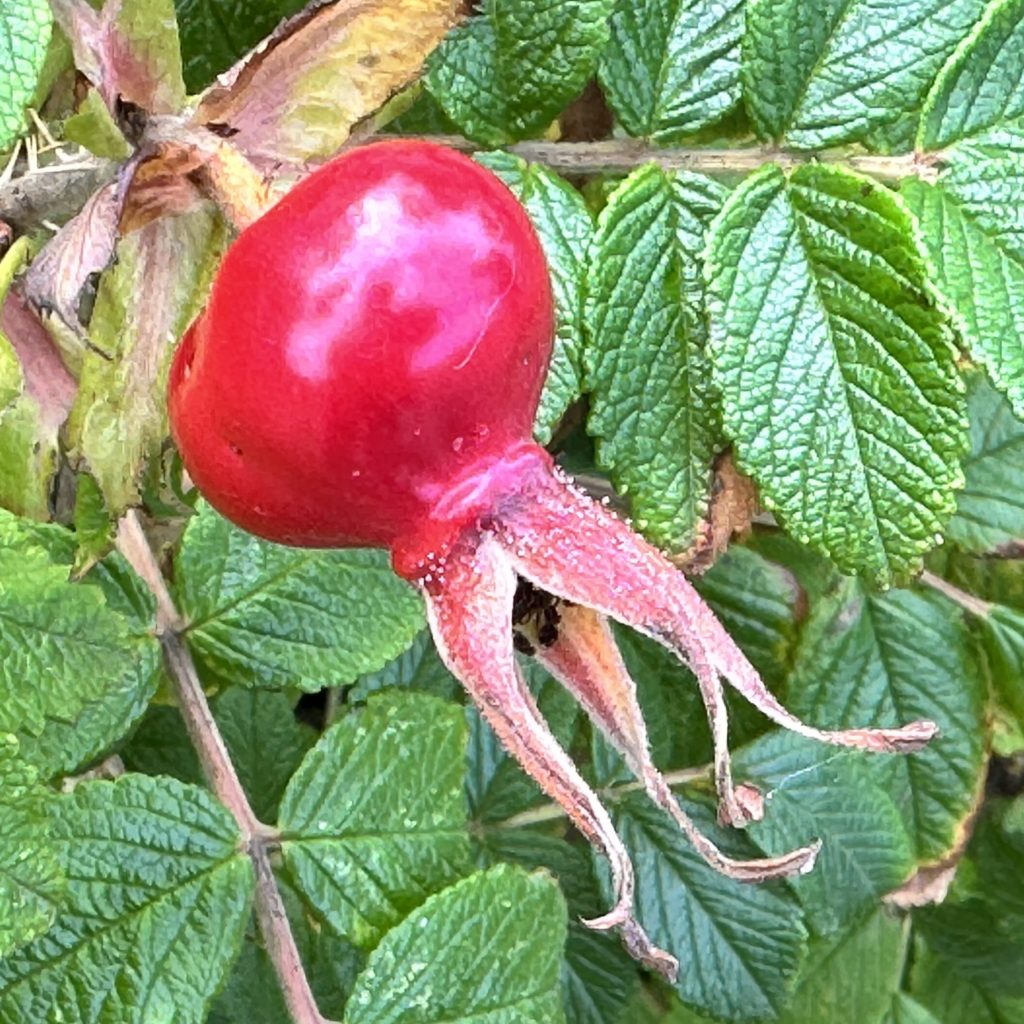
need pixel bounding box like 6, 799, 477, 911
920, 569, 994, 618
115, 511, 334, 1024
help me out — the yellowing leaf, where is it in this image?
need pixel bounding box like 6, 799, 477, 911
194, 0, 459, 167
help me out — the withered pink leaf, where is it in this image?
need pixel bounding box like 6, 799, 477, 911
193, 0, 460, 168
49, 0, 186, 115
22, 178, 126, 331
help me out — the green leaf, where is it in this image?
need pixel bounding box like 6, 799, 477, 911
789, 583, 986, 860
978, 604, 1024, 738
705, 163, 967, 584
0, 775, 253, 1024
742, 0, 988, 149
0, 545, 160, 777
919, 0, 1024, 149
427, 0, 615, 145
888, 995, 945, 1024
278, 692, 470, 948
475, 151, 593, 442
69, 206, 226, 514
611, 793, 807, 1021
344, 865, 567, 1024
173, 0, 306, 93
0, 0, 51, 151
63, 87, 132, 159
585, 165, 727, 552
210, 688, 314, 822
349, 629, 461, 704
599, 0, 743, 142
735, 732, 914, 934
0, 735, 63, 958
175, 501, 424, 691
774, 909, 906, 1024
942, 371, 1024, 553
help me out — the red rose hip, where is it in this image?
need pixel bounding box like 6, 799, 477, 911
169, 139, 937, 979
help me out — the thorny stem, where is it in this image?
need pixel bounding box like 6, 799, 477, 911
115, 511, 333, 1024
496, 765, 712, 829
920, 569, 994, 618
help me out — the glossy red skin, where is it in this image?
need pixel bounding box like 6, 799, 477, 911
169, 141, 555, 576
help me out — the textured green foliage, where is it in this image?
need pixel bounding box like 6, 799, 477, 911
0, 736, 63, 959
585, 165, 726, 552
0, 542, 159, 777
476, 151, 593, 441
344, 865, 567, 1024
279, 692, 470, 948
427, 0, 615, 144
736, 733, 914, 934
599, 0, 743, 142
706, 163, 967, 583
612, 794, 807, 1020
175, 501, 424, 690
0, 775, 253, 1023
944, 372, 1024, 553
742, 0, 987, 149
906, 4, 1024, 420
0, 0, 51, 150
790, 583, 986, 860
174, 0, 306, 92
349, 629, 461, 703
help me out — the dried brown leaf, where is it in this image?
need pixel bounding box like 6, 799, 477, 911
21, 177, 127, 330
194, 0, 460, 168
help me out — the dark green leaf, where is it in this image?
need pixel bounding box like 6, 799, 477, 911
343, 865, 567, 1024
585, 165, 726, 552
0, 735, 63, 958
706, 163, 966, 584
599, 0, 743, 142
427, 0, 615, 144
0, 775, 253, 1024
278, 692, 470, 948
742, 0, 988, 148
942, 371, 1024, 553
476, 151, 593, 442
348, 629, 461, 704
611, 793, 807, 1021
789, 583, 986, 860
175, 501, 424, 691
735, 732, 914, 934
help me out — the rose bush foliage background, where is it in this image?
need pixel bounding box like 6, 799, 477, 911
1, 1, 1023, 1022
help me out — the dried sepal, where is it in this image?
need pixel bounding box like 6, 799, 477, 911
423, 533, 678, 980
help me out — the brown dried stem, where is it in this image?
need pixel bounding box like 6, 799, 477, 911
115, 510, 334, 1024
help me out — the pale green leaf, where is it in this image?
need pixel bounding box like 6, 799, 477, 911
611, 793, 807, 1020
705, 163, 967, 583
175, 501, 424, 691
69, 206, 226, 514
789, 583, 986, 859
0, 0, 51, 151
427, 0, 615, 144
775, 910, 906, 1024
278, 692, 470, 948
735, 732, 914, 934
585, 165, 727, 552
0, 735, 63, 959
599, 0, 743, 142
742, 0, 988, 149
0, 775, 253, 1024
475, 151, 593, 442
343, 865, 567, 1024
888, 994, 945, 1024
0, 545, 160, 777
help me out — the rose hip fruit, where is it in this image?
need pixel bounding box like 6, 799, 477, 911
169, 139, 937, 979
